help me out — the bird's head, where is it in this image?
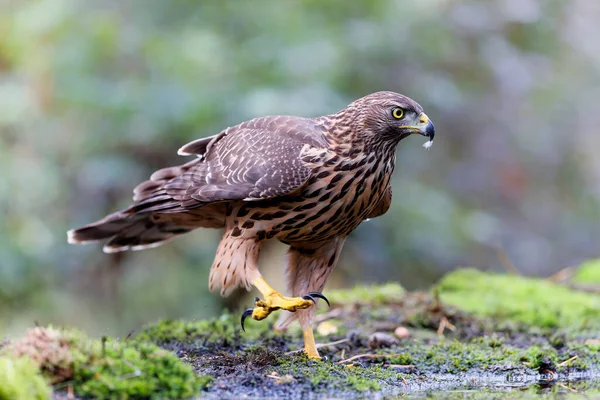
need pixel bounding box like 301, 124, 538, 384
343, 91, 435, 149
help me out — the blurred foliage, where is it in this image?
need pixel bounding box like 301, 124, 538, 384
0, 355, 51, 400
438, 268, 600, 330
574, 259, 600, 284
1, 0, 599, 336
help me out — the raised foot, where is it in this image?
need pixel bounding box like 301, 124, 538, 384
240, 292, 330, 331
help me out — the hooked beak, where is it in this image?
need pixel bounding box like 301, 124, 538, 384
398, 112, 435, 144
417, 113, 435, 142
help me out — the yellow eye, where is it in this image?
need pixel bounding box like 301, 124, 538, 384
392, 107, 404, 119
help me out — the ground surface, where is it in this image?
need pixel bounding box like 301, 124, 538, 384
2, 264, 600, 399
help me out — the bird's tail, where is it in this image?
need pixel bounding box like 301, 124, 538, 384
67, 208, 196, 253
67, 158, 225, 253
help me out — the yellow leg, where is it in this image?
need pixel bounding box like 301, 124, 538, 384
303, 327, 321, 359
240, 276, 330, 357
250, 277, 313, 320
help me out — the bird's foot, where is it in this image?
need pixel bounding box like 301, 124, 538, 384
241, 291, 329, 331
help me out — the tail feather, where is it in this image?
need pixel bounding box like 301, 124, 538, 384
68, 203, 227, 253
67, 209, 190, 253
68, 157, 226, 253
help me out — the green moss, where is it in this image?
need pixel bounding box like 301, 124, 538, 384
417, 339, 520, 373
71, 338, 206, 398
386, 353, 413, 365
274, 355, 405, 392
136, 313, 276, 345
328, 282, 405, 305
6, 327, 204, 399
574, 259, 600, 284
379, 338, 584, 375
519, 345, 558, 370
0, 356, 51, 400
437, 268, 600, 329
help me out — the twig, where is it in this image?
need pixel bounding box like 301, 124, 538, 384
337, 353, 407, 364
547, 266, 577, 283
557, 382, 578, 393
557, 355, 578, 368
386, 364, 416, 369
285, 338, 350, 355
266, 372, 296, 384
315, 308, 345, 323
495, 246, 520, 275
541, 369, 556, 382
437, 316, 456, 337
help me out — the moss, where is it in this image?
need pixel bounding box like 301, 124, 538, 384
0, 356, 51, 400
328, 282, 405, 305
437, 268, 600, 329
378, 338, 586, 375
416, 339, 520, 373
386, 353, 413, 365
519, 345, 558, 371
136, 313, 277, 345
5, 327, 204, 399
574, 259, 600, 284
71, 339, 206, 398
273, 355, 405, 393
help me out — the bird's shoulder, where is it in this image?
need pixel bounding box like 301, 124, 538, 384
178, 115, 329, 158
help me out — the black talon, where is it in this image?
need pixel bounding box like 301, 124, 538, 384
240, 308, 254, 332
302, 294, 316, 304
305, 292, 330, 307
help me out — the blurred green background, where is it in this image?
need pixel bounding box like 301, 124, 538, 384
1, 0, 599, 338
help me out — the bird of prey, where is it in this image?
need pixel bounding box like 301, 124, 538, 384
68, 91, 435, 359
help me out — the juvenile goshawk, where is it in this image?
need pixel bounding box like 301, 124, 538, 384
68, 91, 435, 359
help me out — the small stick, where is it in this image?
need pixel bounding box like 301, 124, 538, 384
495, 246, 520, 275
556, 355, 578, 368
541, 369, 556, 382
285, 338, 350, 355
557, 382, 578, 393
337, 353, 407, 364
315, 308, 345, 323
386, 364, 416, 369
547, 266, 577, 282
437, 316, 456, 336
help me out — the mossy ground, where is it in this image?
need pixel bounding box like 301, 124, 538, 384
3, 265, 600, 398
133, 267, 600, 398
1, 327, 207, 399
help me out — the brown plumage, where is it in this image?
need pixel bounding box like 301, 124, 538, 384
67, 91, 435, 359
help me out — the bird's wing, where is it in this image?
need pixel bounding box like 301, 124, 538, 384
366, 186, 392, 219
161, 116, 329, 208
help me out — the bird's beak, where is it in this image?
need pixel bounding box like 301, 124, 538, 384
416, 113, 435, 142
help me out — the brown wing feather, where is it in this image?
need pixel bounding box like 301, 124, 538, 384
367, 186, 392, 219
163, 115, 329, 208
68, 115, 328, 252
